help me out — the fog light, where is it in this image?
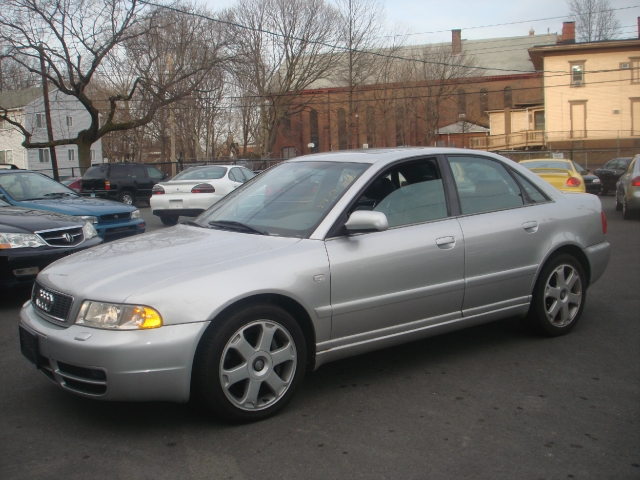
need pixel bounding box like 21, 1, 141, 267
14, 267, 39, 277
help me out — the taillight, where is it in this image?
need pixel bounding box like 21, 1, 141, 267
191, 183, 215, 194
104, 180, 110, 191
152, 184, 165, 195
601, 211, 607, 235
566, 177, 581, 187
631, 176, 640, 187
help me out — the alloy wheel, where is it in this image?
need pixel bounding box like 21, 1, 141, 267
544, 264, 583, 327
219, 320, 297, 411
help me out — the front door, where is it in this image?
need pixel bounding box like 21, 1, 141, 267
325, 157, 465, 346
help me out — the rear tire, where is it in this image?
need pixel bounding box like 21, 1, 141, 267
521, 254, 586, 337
192, 304, 307, 423
119, 191, 135, 205
160, 215, 179, 226
615, 190, 623, 211
622, 196, 635, 220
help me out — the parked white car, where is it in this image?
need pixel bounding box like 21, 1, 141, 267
150, 165, 255, 225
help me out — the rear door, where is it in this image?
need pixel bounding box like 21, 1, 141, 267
446, 154, 554, 316
325, 156, 465, 345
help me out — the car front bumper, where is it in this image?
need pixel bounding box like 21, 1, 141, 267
1, 237, 103, 288
19, 303, 210, 402
95, 219, 146, 241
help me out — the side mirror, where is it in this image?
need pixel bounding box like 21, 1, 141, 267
345, 210, 388, 233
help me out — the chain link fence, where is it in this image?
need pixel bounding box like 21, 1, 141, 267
496, 147, 638, 170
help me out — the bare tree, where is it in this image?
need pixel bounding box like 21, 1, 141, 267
567, 0, 621, 42
224, 0, 339, 157
0, 0, 226, 172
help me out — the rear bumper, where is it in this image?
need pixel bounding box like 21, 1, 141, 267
584, 241, 611, 286
0, 237, 103, 287
152, 208, 204, 218
150, 194, 222, 217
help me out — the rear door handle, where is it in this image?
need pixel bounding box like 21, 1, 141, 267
523, 221, 538, 233
436, 236, 456, 249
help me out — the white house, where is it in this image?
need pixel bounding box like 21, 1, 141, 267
0, 87, 103, 177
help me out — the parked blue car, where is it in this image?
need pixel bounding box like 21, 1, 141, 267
0, 168, 145, 241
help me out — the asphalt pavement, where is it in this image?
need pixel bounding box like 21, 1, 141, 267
0, 196, 638, 479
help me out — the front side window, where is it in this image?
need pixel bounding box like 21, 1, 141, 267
448, 155, 524, 215
196, 161, 369, 238
350, 157, 448, 228
146, 166, 164, 180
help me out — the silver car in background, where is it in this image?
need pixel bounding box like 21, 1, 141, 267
19, 148, 611, 422
615, 154, 640, 219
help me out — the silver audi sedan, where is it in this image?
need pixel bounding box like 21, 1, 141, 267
19, 148, 611, 422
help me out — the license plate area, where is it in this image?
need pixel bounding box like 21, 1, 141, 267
170, 199, 183, 209
19, 326, 39, 367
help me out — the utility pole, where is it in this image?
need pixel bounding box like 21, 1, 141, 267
168, 54, 176, 176
39, 45, 59, 181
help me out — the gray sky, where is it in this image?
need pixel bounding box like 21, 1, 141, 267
203, 0, 639, 44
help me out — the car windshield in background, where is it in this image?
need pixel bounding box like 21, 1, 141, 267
0, 172, 78, 201
523, 161, 573, 170
172, 166, 227, 181
195, 161, 369, 238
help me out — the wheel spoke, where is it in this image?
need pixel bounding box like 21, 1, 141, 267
566, 270, 580, 290
257, 323, 277, 352
547, 299, 562, 320
546, 286, 562, 301
567, 292, 582, 306
264, 371, 287, 396
221, 363, 250, 387
241, 378, 262, 408
560, 303, 571, 323
229, 333, 256, 361
271, 344, 295, 367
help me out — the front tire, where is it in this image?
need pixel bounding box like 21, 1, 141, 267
522, 254, 586, 337
622, 196, 635, 220
192, 304, 307, 422
615, 190, 623, 211
160, 215, 179, 226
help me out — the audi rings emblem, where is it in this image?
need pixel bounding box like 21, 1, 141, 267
35, 289, 55, 312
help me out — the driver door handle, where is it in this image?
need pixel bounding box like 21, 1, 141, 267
436, 236, 456, 249
523, 221, 538, 233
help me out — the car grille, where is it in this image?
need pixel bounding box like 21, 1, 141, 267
32, 282, 74, 323
100, 212, 131, 222
104, 225, 137, 240
35, 226, 84, 247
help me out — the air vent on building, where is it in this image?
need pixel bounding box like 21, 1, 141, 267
621, 63, 630, 69
613, 110, 621, 114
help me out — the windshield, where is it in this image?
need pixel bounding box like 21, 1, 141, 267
522, 160, 573, 171
0, 172, 78, 201
195, 161, 369, 238
172, 166, 227, 181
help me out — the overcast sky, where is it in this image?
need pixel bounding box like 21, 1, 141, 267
202, 0, 638, 44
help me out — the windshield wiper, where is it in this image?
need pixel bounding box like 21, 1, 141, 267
181, 220, 203, 228
208, 220, 268, 235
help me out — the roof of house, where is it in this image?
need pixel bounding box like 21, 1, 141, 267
0, 87, 42, 110
437, 121, 489, 134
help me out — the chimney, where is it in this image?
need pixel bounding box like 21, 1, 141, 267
529, 27, 535, 36
558, 21, 575, 44
452, 29, 461, 55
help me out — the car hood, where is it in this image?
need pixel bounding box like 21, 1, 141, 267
15, 196, 136, 216
37, 225, 301, 303
0, 205, 81, 234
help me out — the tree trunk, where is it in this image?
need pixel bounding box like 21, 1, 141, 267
77, 141, 93, 175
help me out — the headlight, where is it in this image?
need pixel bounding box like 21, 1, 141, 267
0, 233, 47, 249
83, 221, 98, 240
131, 209, 140, 219
592, 178, 601, 183
80, 215, 98, 224
76, 301, 163, 330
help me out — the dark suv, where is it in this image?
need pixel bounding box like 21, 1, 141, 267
81, 163, 168, 204
594, 157, 633, 195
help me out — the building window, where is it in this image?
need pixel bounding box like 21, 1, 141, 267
570, 62, 585, 87
337, 108, 347, 150
91, 149, 96, 161
66, 116, 73, 127
0, 150, 13, 164
0, 118, 8, 130
35, 113, 45, 128
479, 89, 488, 116
68, 149, 75, 161
503, 87, 513, 108
38, 149, 50, 163
457, 89, 467, 115
309, 109, 319, 153
366, 106, 376, 147
534, 111, 545, 130
631, 57, 640, 84
282, 146, 296, 159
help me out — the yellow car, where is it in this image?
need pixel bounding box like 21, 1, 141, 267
519, 159, 586, 193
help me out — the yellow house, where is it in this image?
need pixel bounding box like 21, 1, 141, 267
528, 23, 640, 148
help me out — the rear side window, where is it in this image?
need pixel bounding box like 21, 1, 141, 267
229, 168, 245, 183
512, 171, 549, 203
448, 155, 524, 215
109, 164, 129, 178
83, 165, 108, 180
